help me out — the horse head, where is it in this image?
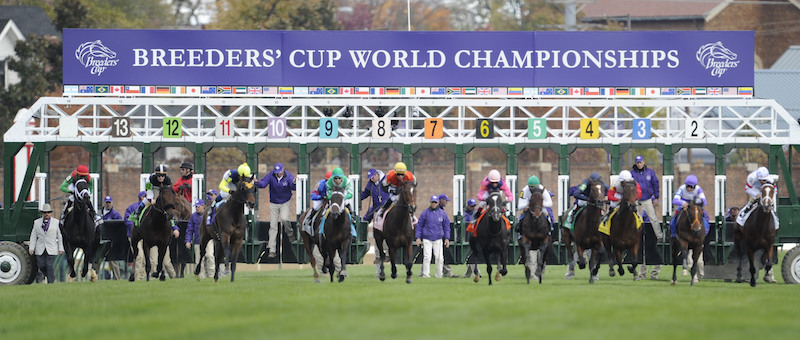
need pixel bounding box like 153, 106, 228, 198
760, 183, 775, 213
329, 184, 346, 218
696, 41, 737, 67
74, 179, 92, 206
154, 183, 179, 219
587, 179, 606, 208
400, 181, 416, 214
529, 187, 544, 218
686, 198, 705, 233
487, 191, 506, 222
620, 181, 638, 211
236, 176, 257, 209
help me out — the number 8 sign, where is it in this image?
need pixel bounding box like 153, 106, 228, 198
372, 118, 391, 139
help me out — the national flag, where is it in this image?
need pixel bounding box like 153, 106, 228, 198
554, 88, 568, 95
416, 87, 430, 95
171, 86, 186, 94
615, 88, 630, 95
294, 87, 309, 95
324, 87, 339, 95
677, 88, 692, 95
187, 86, 201, 95
693, 87, 706, 96
707, 87, 722, 95
599, 88, 615, 96
110, 85, 123, 94
354, 87, 370, 95
308, 87, 324, 95
630, 88, 646, 96
538, 88, 554, 96
95, 85, 110, 94
79, 85, 94, 93
263, 86, 278, 95
140, 86, 155, 94
569, 87, 584, 96
508, 87, 523, 95
233, 86, 247, 95
340, 87, 353, 95
64, 85, 79, 94
386, 87, 400, 95
370, 87, 385, 95
492, 87, 507, 96
278, 87, 294, 95
661, 88, 676, 96
156, 86, 171, 94
463, 87, 476, 95
217, 86, 232, 95
201, 86, 216, 94
431, 87, 446, 95
401, 87, 415, 95
584, 87, 600, 96
523, 88, 536, 97
247, 86, 262, 95
738, 87, 753, 96
646, 88, 660, 96
477, 87, 492, 95
723, 87, 737, 96
447, 87, 462, 95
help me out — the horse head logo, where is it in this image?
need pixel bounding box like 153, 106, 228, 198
74, 40, 119, 76
696, 41, 739, 77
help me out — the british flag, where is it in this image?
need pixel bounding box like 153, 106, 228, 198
477, 87, 492, 95
707, 87, 722, 95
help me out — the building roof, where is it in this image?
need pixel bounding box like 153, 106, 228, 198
581, 0, 724, 21
755, 70, 800, 119
0, 6, 59, 38
770, 46, 800, 70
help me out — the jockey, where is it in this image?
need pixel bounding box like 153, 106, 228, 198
669, 175, 709, 238
131, 164, 173, 227
360, 168, 389, 223
173, 162, 194, 202
325, 167, 357, 237
58, 164, 97, 222
301, 170, 332, 230
601, 170, 642, 224
564, 172, 609, 228
517, 176, 554, 228
476, 169, 513, 212
379, 162, 417, 217
218, 163, 252, 201
736, 166, 779, 229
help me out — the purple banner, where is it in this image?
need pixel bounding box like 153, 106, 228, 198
63, 29, 753, 87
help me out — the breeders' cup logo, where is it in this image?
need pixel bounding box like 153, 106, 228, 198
75, 40, 119, 76
696, 41, 739, 77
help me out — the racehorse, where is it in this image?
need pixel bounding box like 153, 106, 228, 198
734, 183, 778, 287
321, 184, 352, 283
603, 181, 642, 279
518, 188, 551, 284
62, 179, 102, 282
671, 198, 706, 285
299, 200, 328, 283
194, 177, 256, 282
561, 179, 606, 283
470, 191, 509, 285
374, 181, 416, 284
129, 183, 180, 281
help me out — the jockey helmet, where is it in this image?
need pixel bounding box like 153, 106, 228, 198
467, 199, 477, 207
619, 170, 633, 182
685, 175, 698, 186
331, 167, 345, 178
589, 172, 601, 181
325, 170, 333, 180
488, 169, 501, 183
756, 167, 770, 180
194, 199, 205, 207
180, 162, 193, 170
76, 165, 89, 176
155, 164, 168, 174
237, 163, 251, 178
527, 176, 540, 186
394, 162, 407, 175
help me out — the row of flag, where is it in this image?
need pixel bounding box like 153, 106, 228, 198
64, 85, 755, 97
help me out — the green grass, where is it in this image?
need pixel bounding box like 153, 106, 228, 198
1, 263, 797, 340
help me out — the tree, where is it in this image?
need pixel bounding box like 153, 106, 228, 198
449, 0, 562, 31
335, 0, 452, 31
211, 0, 342, 30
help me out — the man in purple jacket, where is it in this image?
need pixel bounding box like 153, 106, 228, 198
124, 191, 147, 238
257, 162, 297, 258
631, 155, 663, 279
360, 168, 389, 223
415, 196, 451, 278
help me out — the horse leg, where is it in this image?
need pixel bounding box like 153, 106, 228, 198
388, 244, 398, 280
128, 236, 140, 281
734, 229, 745, 283
690, 245, 701, 286
537, 241, 548, 284
302, 234, 320, 283
498, 243, 508, 279
156, 244, 167, 281
576, 243, 587, 270
628, 241, 641, 278
338, 243, 349, 283
671, 238, 680, 285
522, 241, 532, 284
589, 247, 600, 284
375, 233, 386, 281
194, 237, 208, 276
64, 242, 77, 282
142, 241, 153, 282
230, 238, 243, 282
748, 248, 757, 287
763, 245, 776, 283
404, 243, 413, 284
213, 239, 223, 282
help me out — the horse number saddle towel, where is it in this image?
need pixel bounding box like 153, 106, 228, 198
466, 210, 512, 237
598, 209, 643, 236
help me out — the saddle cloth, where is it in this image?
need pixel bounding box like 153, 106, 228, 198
467, 210, 511, 237
598, 209, 643, 236
736, 204, 780, 230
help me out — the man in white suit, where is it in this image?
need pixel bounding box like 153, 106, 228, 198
29, 204, 64, 284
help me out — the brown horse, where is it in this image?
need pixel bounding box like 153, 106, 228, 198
321, 184, 352, 282
374, 181, 416, 284
470, 191, 509, 285
62, 179, 102, 282
299, 200, 328, 283
734, 183, 778, 287
194, 177, 256, 282
671, 198, 706, 285
561, 179, 607, 283
129, 183, 180, 281
603, 181, 643, 279
518, 188, 551, 284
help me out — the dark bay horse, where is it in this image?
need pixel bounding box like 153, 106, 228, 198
129, 183, 180, 281
470, 191, 509, 285
321, 184, 352, 283
671, 198, 706, 285
604, 181, 642, 279
62, 179, 102, 282
195, 177, 256, 282
518, 188, 551, 284
735, 183, 778, 287
299, 200, 327, 283
374, 181, 416, 284
561, 179, 606, 283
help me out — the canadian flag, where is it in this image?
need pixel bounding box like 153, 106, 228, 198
110, 86, 123, 94
570, 87, 584, 95
340, 87, 353, 95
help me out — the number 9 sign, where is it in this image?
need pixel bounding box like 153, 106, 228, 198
320, 118, 338, 139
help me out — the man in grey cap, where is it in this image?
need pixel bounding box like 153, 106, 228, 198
29, 204, 63, 284
631, 154, 663, 280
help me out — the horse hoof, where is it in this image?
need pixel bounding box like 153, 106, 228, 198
633, 276, 641, 281
750, 281, 756, 287
671, 280, 676, 285
578, 262, 586, 270
128, 275, 135, 282
160, 275, 166, 282
609, 270, 616, 277
379, 274, 386, 281
682, 269, 688, 276
406, 278, 412, 284
391, 273, 398, 279
495, 272, 502, 282
473, 275, 480, 283
338, 275, 345, 283
314, 278, 321, 283
619, 268, 625, 276
564, 273, 574, 280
